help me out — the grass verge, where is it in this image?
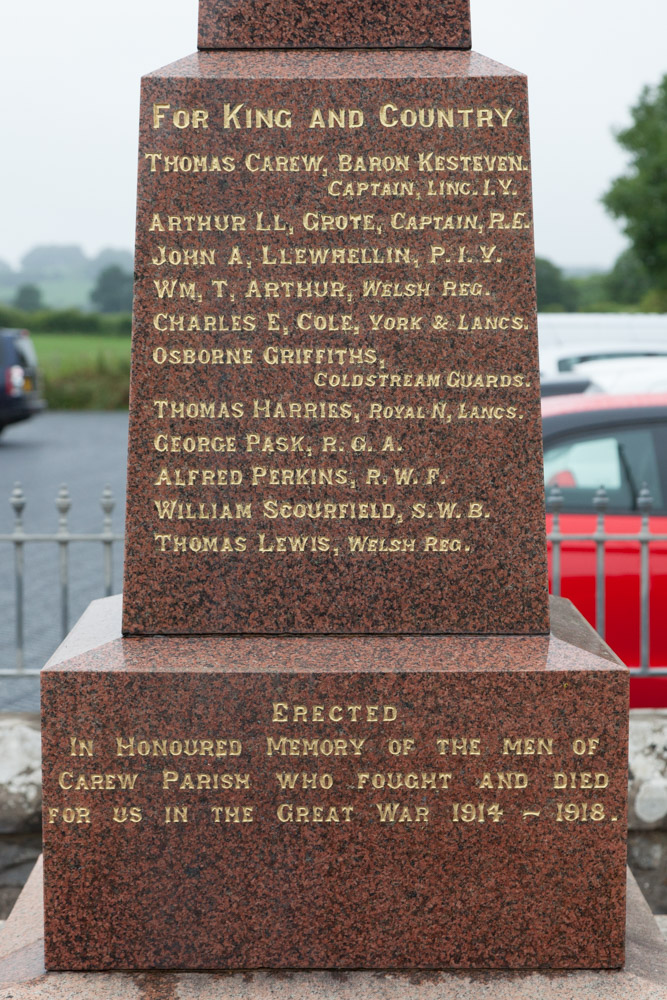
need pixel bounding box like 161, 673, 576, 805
32, 333, 131, 410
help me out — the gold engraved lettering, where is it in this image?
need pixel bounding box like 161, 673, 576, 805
457, 403, 519, 421
419, 152, 526, 173
271, 703, 397, 723
112, 807, 142, 824
245, 279, 347, 299
223, 105, 292, 129
261, 245, 413, 266
164, 806, 188, 824
255, 466, 357, 488
556, 803, 605, 823
162, 771, 250, 791
245, 432, 307, 452
154, 534, 247, 554
378, 105, 514, 129
554, 772, 609, 790
144, 153, 236, 173
244, 152, 321, 172
328, 180, 415, 198
152, 347, 253, 366
572, 738, 600, 756
441, 282, 484, 297
116, 737, 242, 757
151, 246, 215, 267
502, 738, 554, 756
266, 737, 365, 757
152, 313, 256, 332
153, 500, 251, 521
452, 803, 504, 823
153, 280, 198, 300
153, 401, 244, 420
338, 153, 410, 172
264, 501, 395, 520
308, 109, 364, 129
437, 738, 481, 755
357, 772, 451, 790
376, 803, 429, 823
258, 533, 331, 553
58, 772, 139, 792
150, 214, 245, 233
154, 468, 243, 487
369, 313, 423, 331
211, 806, 254, 823
47, 806, 91, 825
152, 103, 209, 130
277, 803, 354, 823
252, 399, 354, 420
478, 772, 528, 790
392, 213, 481, 232
422, 538, 464, 553
276, 772, 333, 790
69, 737, 93, 757
303, 212, 376, 231
488, 210, 528, 230
362, 280, 430, 298
457, 314, 525, 331
153, 433, 238, 453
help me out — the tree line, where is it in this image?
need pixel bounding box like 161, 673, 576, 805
535, 74, 667, 314
12, 265, 133, 315
6, 74, 667, 320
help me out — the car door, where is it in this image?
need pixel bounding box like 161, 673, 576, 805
543, 418, 667, 678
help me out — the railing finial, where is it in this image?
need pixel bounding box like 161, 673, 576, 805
593, 486, 609, 515
55, 484, 72, 533
546, 484, 563, 514
100, 485, 115, 517
638, 482, 654, 517
10, 482, 26, 527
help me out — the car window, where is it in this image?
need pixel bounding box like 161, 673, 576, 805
13, 336, 37, 369
556, 351, 667, 372
544, 426, 664, 513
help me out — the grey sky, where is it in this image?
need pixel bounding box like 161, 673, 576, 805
1, 0, 666, 271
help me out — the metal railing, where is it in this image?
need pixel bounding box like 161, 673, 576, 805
547, 483, 667, 677
0, 483, 124, 675
1, 483, 666, 677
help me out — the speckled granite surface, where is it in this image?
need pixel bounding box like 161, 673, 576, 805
3, 860, 667, 997
41, 597, 627, 971
123, 48, 548, 637
198, 0, 471, 50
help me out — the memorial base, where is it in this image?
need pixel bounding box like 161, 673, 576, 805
5, 862, 667, 998
41, 596, 628, 971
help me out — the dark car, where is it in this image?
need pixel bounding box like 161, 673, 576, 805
0, 329, 46, 432
542, 393, 667, 708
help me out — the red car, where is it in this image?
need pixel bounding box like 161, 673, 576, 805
542, 393, 667, 709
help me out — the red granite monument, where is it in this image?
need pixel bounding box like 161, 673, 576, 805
40, 0, 630, 973
122, 1, 548, 638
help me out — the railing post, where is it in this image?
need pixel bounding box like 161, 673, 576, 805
10, 483, 26, 673
100, 486, 115, 598
56, 485, 72, 640
638, 483, 653, 676
547, 485, 563, 597
593, 487, 609, 641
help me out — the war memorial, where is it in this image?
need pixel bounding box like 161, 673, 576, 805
2, 1, 667, 996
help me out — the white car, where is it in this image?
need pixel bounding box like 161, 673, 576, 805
570, 356, 667, 396
538, 313, 667, 377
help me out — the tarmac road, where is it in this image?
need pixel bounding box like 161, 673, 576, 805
0, 412, 128, 711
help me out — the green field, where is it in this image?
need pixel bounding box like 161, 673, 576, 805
32, 333, 131, 410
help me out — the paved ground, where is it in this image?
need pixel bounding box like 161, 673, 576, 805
0, 412, 128, 711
